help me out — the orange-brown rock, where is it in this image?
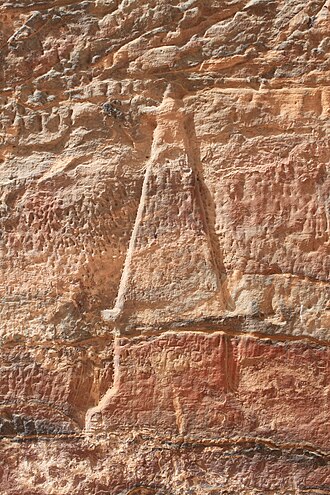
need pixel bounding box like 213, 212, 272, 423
0, 0, 329, 494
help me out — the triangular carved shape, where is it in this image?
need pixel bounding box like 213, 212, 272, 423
103, 86, 224, 332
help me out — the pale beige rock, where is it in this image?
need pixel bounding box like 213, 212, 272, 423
0, 0, 329, 494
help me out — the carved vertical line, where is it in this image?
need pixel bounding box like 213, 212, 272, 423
184, 114, 227, 287
111, 160, 153, 314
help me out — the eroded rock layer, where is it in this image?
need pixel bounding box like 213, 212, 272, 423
0, 0, 329, 493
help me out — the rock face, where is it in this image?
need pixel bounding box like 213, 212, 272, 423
0, 1, 329, 494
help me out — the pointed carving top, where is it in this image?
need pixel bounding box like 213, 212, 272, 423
163, 82, 181, 99
158, 83, 185, 114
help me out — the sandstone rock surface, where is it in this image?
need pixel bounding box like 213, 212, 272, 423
0, 0, 329, 494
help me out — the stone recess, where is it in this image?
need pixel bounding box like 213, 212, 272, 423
0, 1, 329, 494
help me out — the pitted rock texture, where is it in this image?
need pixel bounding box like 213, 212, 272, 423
0, 1, 329, 494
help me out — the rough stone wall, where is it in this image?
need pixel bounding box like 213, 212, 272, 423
0, 0, 329, 494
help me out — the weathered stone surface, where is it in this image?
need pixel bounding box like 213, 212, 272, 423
0, 0, 329, 493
